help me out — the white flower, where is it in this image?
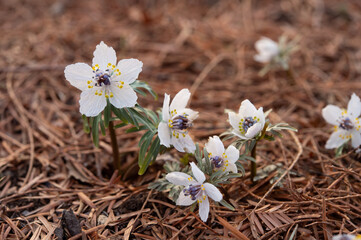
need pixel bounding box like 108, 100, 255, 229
166, 162, 222, 222
322, 93, 361, 149
254, 37, 279, 63
158, 89, 198, 153
205, 136, 239, 173
332, 234, 361, 240
228, 100, 265, 139
64, 41, 143, 117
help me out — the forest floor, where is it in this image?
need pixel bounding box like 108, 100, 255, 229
0, 0, 361, 239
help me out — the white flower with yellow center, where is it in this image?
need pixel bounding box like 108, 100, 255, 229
332, 234, 361, 240
205, 136, 239, 173
158, 89, 198, 153
254, 37, 279, 63
322, 93, 361, 149
166, 162, 222, 222
228, 100, 265, 139
64, 41, 143, 117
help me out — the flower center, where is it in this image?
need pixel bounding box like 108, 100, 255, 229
339, 117, 354, 130
171, 115, 191, 130
211, 156, 224, 168
94, 71, 111, 86
183, 184, 202, 200
240, 116, 258, 133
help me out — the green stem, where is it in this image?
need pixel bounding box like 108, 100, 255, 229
109, 121, 122, 175
250, 141, 257, 181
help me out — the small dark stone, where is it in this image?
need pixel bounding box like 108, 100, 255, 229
54, 227, 64, 240
63, 209, 82, 236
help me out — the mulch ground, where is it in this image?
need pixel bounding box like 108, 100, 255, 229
1, 0, 361, 239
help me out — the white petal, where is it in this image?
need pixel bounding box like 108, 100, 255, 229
190, 162, 205, 184
79, 88, 107, 117
205, 136, 224, 156
114, 59, 143, 84
64, 63, 93, 91
232, 130, 249, 140
255, 37, 279, 56
332, 235, 355, 240
351, 130, 361, 148
256, 107, 266, 125
180, 108, 199, 121
176, 191, 196, 206
226, 162, 238, 173
165, 172, 195, 186
203, 183, 222, 202
254, 54, 271, 63
92, 41, 117, 71
162, 94, 170, 122
171, 134, 196, 153
225, 145, 239, 163
158, 122, 171, 147
228, 112, 241, 132
245, 122, 263, 138
347, 93, 361, 118
322, 105, 342, 125
171, 136, 186, 153
198, 196, 210, 222
109, 84, 137, 109
183, 134, 196, 153
239, 99, 258, 118
170, 89, 190, 112
325, 130, 349, 149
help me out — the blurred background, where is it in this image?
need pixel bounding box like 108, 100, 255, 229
1, 0, 361, 239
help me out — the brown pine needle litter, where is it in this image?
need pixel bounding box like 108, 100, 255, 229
1, 0, 361, 239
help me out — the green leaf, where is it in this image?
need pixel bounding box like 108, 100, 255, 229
136, 106, 159, 125
244, 156, 256, 162
235, 162, 245, 176
195, 143, 203, 166
124, 108, 139, 128
104, 100, 111, 128
210, 169, 225, 181
335, 142, 348, 157
138, 131, 155, 164
127, 107, 155, 131
130, 80, 158, 100
112, 106, 128, 123
268, 123, 298, 132
92, 115, 100, 147
270, 130, 282, 138
126, 125, 148, 133
114, 122, 128, 129
99, 118, 106, 136
203, 149, 213, 176
219, 199, 235, 211
82, 115, 90, 134
139, 130, 154, 147
138, 136, 160, 175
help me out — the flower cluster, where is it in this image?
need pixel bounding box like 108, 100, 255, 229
64, 40, 358, 228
